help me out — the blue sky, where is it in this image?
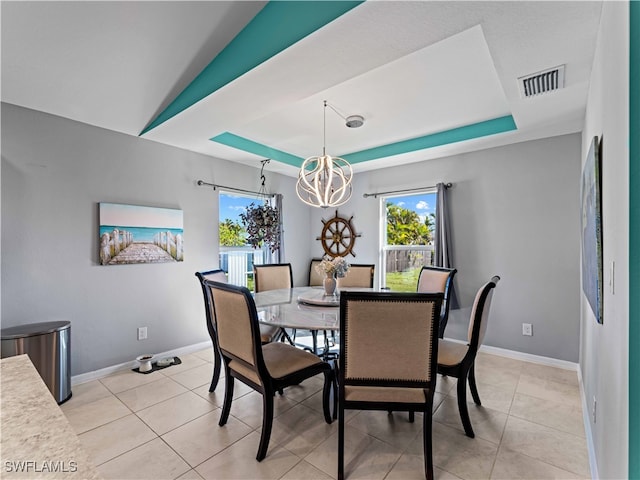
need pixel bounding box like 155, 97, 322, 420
219, 193, 265, 222
386, 192, 437, 223
220, 191, 436, 223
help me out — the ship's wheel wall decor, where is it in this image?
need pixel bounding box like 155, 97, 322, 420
316, 210, 361, 258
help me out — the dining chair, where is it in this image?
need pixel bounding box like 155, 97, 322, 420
204, 279, 334, 461
338, 290, 443, 480
308, 258, 324, 286
417, 265, 457, 338
254, 263, 293, 292
195, 269, 229, 393
254, 263, 295, 345
336, 263, 375, 288
196, 268, 285, 392
437, 275, 500, 438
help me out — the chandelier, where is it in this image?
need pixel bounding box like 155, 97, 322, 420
296, 101, 353, 208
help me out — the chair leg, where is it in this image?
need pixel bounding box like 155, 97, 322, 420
208, 349, 222, 392
332, 359, 339, 420
468, 362, 481, 405
338, 404, 345, 480
322, 369, 333, 424
256, 393, 275, 461
311, 330, 318, 355
456, 373, 475, 438
409, 410, 415, 423
279, 328, 295, 346
422, 404, 434, 480
218, 373, 234, 426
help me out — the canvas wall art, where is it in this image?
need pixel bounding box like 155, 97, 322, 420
581, 136, 603, 323
99, 203, 184, 265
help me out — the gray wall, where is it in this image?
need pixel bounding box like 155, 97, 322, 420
309, 134, 582, 362
0, 103, 310, 375
1, 102, 585, 375
580, 2, 629, 478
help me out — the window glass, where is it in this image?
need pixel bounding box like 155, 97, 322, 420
218, 192, 269, 289
380, 191, 437, 291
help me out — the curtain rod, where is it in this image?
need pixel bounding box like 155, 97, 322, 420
363, 183, 452, 199
196, 180, 276, 198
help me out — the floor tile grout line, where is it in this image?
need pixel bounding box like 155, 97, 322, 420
70, 350, 590, 480
495, 443, 590, 478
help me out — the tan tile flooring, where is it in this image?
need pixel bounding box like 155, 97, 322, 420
61, 349, 590, 479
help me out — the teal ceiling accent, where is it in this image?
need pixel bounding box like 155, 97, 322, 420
140, 1, 363, 135
212, 132, 304, 167
211, 115, 517, 167
342, 115, 517, 164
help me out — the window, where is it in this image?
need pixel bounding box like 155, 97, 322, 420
218, 191, 271, 289
379, 190, 437, 291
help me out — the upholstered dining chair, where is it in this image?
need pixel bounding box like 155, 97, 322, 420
338, 291, 443, 480
417, 266, 457, 338
253, 263, 295, 345
254, 263, 293, 292
308, 258, 324, 286
204, 279, 334, 461
437, 275, 500, 438
336, 263, 375, 288
195, 269, 229, 393
196, 268, 284, 392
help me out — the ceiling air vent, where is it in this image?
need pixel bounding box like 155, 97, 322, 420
518, 65, 565, 98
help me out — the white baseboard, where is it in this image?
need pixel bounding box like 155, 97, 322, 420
71, 341, 212, 385
442, 337, 579, 371
478, 344, 578, 371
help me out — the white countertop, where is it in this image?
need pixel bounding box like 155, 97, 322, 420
0, 355, 101, 479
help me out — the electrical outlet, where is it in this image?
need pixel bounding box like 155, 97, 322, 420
592, 396, 597, 423
522, 323, 533, 336
137, 327, 148, 341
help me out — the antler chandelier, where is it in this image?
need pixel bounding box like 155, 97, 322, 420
295, 101, 353, 208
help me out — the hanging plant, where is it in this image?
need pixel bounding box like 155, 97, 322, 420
239, 202, 281, 253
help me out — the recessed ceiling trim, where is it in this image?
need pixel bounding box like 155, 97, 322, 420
212, 115, 517, 168
342, 115, 517, 164
140, 1, 363, 135
212, 132, 303, 167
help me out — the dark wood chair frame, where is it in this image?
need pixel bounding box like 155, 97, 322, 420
253, 263, 294, 293
195, 269, 228, 393
253, 263, 295, 345
308, 258, 324, 286
417, 265, 458, 338
337, 263, 375, 288
204, 280, 334, 461
437, 275, 500, 438
337, 291, 443, 480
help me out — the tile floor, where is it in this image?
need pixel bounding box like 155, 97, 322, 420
61, 348, 590, 479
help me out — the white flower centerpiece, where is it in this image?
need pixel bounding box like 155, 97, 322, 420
316, 255, 350, 295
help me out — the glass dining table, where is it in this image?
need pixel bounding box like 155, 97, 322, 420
254, 286, 340, 332
253, 286, 379, 356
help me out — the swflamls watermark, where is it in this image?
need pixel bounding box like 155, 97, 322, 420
4, 460, 78, 473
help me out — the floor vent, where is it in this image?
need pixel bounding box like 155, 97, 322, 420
518, 65, 565, 98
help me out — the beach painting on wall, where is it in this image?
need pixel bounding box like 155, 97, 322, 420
99, 203, 184, 265
580, 136, 603, 323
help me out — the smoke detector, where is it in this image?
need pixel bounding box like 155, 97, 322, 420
345, 115, 364, 128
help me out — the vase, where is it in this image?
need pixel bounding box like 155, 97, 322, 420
323, 274, 337, 296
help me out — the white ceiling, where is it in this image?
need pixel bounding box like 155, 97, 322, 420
1, 1, 603, 177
